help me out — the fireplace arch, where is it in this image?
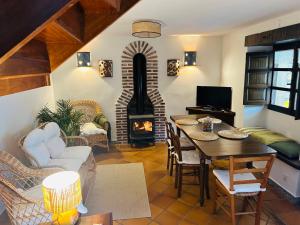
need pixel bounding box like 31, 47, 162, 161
116, 41, 165, 144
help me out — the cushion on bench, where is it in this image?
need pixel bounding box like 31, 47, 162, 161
269, 141, 300, 159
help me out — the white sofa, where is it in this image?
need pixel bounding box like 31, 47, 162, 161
19, 122, 96, 200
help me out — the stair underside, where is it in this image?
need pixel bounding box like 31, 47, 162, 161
0, 0, 139, 96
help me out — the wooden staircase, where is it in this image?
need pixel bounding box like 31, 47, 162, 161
0, 0, 139, 96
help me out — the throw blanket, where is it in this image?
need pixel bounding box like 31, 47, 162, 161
81, 122, 107, 135
239, 127, 291, 145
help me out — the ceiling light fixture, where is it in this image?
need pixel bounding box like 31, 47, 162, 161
132, 20, 161, 38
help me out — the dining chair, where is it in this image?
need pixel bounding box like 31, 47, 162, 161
213, 155, 275, 225
164, 119, 195, 176
170, 128, 204, 198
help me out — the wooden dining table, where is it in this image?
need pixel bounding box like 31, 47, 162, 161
170, 114, 276, 206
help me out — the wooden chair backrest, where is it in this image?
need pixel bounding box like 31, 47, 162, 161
229, 155, 275, 192
164, 119, 173, 141
169, 127, 183, 162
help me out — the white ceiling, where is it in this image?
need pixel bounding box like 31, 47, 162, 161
104, 0, 300, 36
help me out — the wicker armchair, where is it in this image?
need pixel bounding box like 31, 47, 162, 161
71, 100, 110, 151
0, 151, 63, 225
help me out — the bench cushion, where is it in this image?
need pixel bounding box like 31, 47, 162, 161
269, 141, 300, 159
44, 122, 66, 158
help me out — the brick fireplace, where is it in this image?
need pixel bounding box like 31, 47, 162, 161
116, 41, 165, 144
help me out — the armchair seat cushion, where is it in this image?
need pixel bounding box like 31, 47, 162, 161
47, 158, 82, 171
57, 146, 91, 163
80, 122, 107, 135
213, 169, 265, 194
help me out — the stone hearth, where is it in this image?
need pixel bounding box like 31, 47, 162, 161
116, 41, 165, 144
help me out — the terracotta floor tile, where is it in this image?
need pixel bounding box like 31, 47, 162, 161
184, 207, 212, 224
159, 174, 175, 185
151, 194, 176, 209
150, 203, 164, 219
277, 211, 300, 225
155, 211, 181, 225
178, 219, 198, 225
149, 222, 160, 225
148, 189, 161, 202
120, 217, 151, 225
163, 186, 178, 198
150, 181, 170, 193
178, 192, 199, 207
167, 201, 192, 217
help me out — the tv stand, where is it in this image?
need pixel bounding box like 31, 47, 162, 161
186, 106, 236, 126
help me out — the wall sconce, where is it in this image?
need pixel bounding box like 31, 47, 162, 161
99, 60, 113, 77
77, 52, 91, 67
167, 59, 180, 76
184, 51, 197, 66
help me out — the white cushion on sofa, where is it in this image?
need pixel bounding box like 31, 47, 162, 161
58, 146, 91, 163
23, 128, 50, 167
44, 122, 66, 158
47, 158, 82, 171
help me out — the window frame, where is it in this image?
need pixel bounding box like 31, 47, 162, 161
268, 42, 300, 117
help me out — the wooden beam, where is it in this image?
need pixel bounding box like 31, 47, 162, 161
0, 73, 50, 96
56, 3, 85, 41
80, 0, 122, 14
0, 39, 50, 75
0, 0, 79, 64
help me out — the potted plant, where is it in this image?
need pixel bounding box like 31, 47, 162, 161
36, 99, 83, 136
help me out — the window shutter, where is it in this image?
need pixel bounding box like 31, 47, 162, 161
243, 52, 273, 105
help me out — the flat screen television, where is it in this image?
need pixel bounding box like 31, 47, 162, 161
196, 86, 232, 110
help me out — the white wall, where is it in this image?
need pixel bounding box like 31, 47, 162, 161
221, 10, 300, 141
52, 34, 222, 141
0, 86, 55, 213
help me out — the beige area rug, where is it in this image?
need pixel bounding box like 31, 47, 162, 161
85, 163, 151, 220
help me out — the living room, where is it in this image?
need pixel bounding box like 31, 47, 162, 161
0, 0, 300, 225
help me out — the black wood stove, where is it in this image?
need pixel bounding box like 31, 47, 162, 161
127, 53, 154, 146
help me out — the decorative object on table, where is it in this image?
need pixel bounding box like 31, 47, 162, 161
71, 99, 110, 150
202, 117, 214, 132
198, 116, 222, 124
184, 51, 197, 66
42, 171, 87, 225
36, 99, 84, 136
218, 129, 249, 140
132, 20, 161, 38
77, 52, 91, 67
175, 118, 198, 125
99, 60, 113, 77
189, 131, 219, 141
167, 59, 180, 76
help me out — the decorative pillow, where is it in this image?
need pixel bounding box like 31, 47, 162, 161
93, 113, 108, 129
269, 141, 300, 159
23, 128, 50, 167
43, 122, 66, 158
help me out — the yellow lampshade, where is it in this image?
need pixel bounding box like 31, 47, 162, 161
42, 171, 82, 214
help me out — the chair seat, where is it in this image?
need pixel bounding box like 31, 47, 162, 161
180, 137, 195, 150
47, 158, 82, 171
179, 150, 200, 165
213, 169, 266, 194
56, 146, 91, 163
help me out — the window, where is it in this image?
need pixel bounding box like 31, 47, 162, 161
268, 42, 300, 118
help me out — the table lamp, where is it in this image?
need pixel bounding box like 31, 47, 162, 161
42, 171, 86, 225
